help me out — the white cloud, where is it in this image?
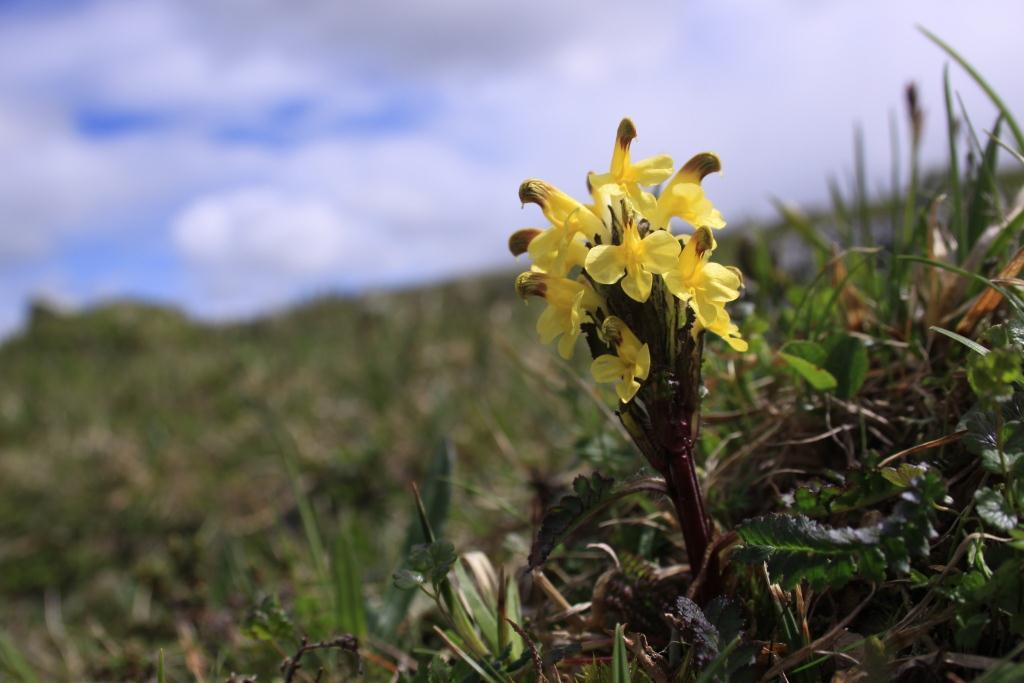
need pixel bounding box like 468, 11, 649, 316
3, 0, 1024, 330
173, 188, 348, 276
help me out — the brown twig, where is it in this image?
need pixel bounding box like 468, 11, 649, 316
281, 635, 360, 683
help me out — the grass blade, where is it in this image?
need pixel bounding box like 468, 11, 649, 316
0, 633, 40, 683
929, 326, 989, 355
898, 255, 1024, 314
920, 26, 1024, 152
943, 64, 966, 257
332, 530, 368, 638
967, 116, 1004, 247
376, 440, 454, 638
612, 624, 630, 683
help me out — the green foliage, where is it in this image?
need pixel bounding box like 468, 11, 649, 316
969, 319, 1024, 401
241, 595, 296, 644
790, 458, 913, 518
779, 341, 837, 392
611, 624, 630, 683
779, 334, 868, 398
527, 471, 616, 569
378, 441, 455, 637
736, 472, 945, 589
959, 400, 1024, 475
0, 631, 41, 683
975, 487, 1018, 532
394, 541, 457, 590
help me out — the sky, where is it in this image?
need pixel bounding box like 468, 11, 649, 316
2, 0, 1024, 336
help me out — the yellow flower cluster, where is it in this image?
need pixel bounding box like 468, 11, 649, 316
510, 118, 747, 402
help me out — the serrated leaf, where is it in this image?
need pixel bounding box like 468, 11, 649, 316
736, 473, 944, 589
975, 487, 1019, 532
780, 352, 838, 391
527, 471, 615, 569
824, 334, 869, 399
664, 597, 719, 670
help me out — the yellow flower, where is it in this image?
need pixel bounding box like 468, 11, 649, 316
652, 152, 726, 230
590, 316, 650, 402
584, 213, 680, 302
702, 310, 748, 352
663, 227, 741, 327
588, 118, 674, 217
516, 272, 600, 359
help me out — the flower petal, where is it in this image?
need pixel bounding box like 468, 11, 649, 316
536, 305, 563, 344
634, 343, 651, 381
691, 295, 721, 327
615, 378, 641, 403
641, 230, 682, 274
557, 328, 578, 359
662, 269, 691, 302
621, 264, 653, 302
701, 262, 741, 301
632, 154, 675, 185
585, 245, 626, 284
591, 354, 626, 383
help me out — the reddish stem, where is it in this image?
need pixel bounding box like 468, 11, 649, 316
662, 416, 720, 603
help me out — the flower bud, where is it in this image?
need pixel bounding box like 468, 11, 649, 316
508, 228, 542, 256
676, 152, 722, 185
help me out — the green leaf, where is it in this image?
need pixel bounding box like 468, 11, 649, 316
930, 326, 990, 356
823, 334, 868, 399
975, 662, 1024, 683
780, 342, 838, 392
784, 340, 828, 365
392, 568, 425, 590
975, 487, 1019, 532
408, 541, 458, 587
664, 597, 720, 670
986, 317, 1024, 355
959, 404, 1024, 474
527, 471, 616, 569
967, 116, 1003, 247
241, 595, 295, 643
332, 530, 368, 637
0, 631, 41, 683
377, 440, 454, 637
880, 464, 928, 488
453, 561, 498, 652
968, 347, 1023, 402
612, 624, 630, 683
736, 473, 944, 589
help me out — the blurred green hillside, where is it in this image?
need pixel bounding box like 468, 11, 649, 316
0, 274, 630, 679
